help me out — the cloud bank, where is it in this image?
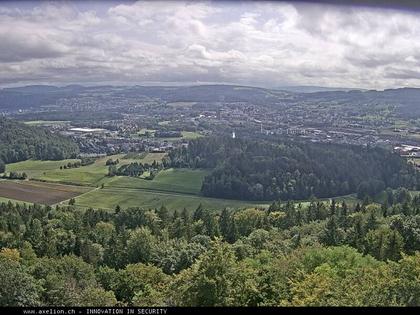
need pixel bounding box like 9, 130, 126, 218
0, 0, 420, 89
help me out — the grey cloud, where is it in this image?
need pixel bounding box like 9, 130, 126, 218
0, 32, 67, 62
0, 1, 420, 89
344, 51, 400, 68
384, 68, 420, 80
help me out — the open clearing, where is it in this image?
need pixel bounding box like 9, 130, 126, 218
71, 186, 267, 212
0, 180, 90, 205
4, 156, 243, 211
155, 131, 202, 141
135, 129, 202, 141
23, 120, 70, 126
6, 153, 167, 186
106, 168, 208, 194
6, 159, 81, 178
4, 157, 359, 212
129, 152, 166, 164
180, 131, 202, 139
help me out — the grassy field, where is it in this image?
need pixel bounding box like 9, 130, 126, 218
7, 156, 113, 186
4, 156, 244, 211
6, 153, 167, 186
181, 131, 202, 139
23, 120, 70, 126
4, 156, 359, 212
155, 131, 202, 141
71, 186, 267, 212
133, 152, 167, 164
30, 156, 110, 186
135, 129, 202, 140
6, 159, 81, 178
122, 152, 148, 160
106, 168, 209, 195
0, 180, 90, 205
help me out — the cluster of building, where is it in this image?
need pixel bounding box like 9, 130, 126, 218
56, 124, 183, 155
394, 145, 420, 157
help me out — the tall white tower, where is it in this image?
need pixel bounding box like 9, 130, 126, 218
232, 131, 236, 139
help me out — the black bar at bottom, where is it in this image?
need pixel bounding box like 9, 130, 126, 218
0, 306, 419, 315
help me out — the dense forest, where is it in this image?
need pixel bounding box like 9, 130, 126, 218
165, 137, 419, 201
1, 188, 420, 306
0, 118, 79, 165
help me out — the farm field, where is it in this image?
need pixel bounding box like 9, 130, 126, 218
132, 152, 166, 164
135, 129, 202, 140
5, 153, 167, 186
15, 157, 108, 186
181, 131, 202, 139
71, 186, 268, 212
3, 156, 361, 212
106, 168, 209, 195
155, 131, 203, 141
23, 120, 70, 126
4, 155, 240, 211
6, 159, 80, 178
0, 180, 90, 205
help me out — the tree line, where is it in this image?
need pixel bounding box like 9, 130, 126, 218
108, 160, 162, 179
60, 157, 96, 170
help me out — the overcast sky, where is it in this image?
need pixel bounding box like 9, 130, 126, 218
1, 0, 420, 89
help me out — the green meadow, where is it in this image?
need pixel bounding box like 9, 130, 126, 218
2, 154, 365, 212
106, 168, 209, 195
70, 186, 267, 212
6, 159, 81, 178
4, 154, 264, 211
180, 131, 202, 139
23, 120, 70, 126
135, 129, 202, 141
5, 153, 167, 186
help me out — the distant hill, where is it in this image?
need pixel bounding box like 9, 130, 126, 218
276, 85, 364, 93
1, 84, 420, 118
299, 87, 420, 117
0, 84, 293, 111
125, 84, 291, 104
0, 117, 79, 164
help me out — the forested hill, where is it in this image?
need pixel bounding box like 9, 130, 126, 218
166, 137, 419, 201
3, 84, 420, 118
0, 118, 79, 164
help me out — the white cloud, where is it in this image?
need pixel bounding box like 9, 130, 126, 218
0, 1, 420, 89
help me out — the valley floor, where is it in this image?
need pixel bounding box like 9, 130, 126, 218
1, 153, 268, 211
